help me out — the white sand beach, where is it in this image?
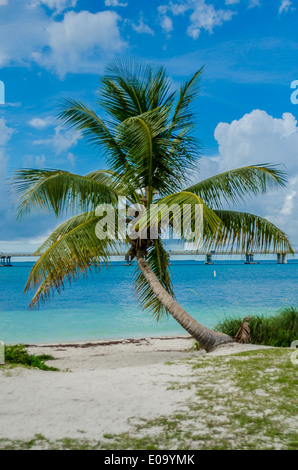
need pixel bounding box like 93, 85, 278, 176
0, 336, 272, 444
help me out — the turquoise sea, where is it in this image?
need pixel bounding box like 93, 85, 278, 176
0, 260, 297, 344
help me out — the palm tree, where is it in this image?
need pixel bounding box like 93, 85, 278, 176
13, 61, 293, 352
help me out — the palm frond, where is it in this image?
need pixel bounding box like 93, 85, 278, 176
134, 237, 174, 321
99, 60, 175, 123
35, 211, 97, 254
58, 98, 127, 167
171, 66, 204, 129
185, 164, 287, 208
206, 209, 294, 254
85, 169, 141, 203
115, 107, 199, 198
25, 211, 119, 308
115, 106, 172, 199
12, 168, 121, 219
138, 191, 223, 249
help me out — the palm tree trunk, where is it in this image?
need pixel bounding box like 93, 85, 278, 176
136, 251, 234, 352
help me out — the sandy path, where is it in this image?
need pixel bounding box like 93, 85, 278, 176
0, 336, 270, 441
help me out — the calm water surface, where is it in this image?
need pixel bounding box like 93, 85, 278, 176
0, 260, 297, 343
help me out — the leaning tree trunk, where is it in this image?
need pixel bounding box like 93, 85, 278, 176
136, 251, 234, 352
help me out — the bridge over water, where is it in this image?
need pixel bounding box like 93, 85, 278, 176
1, 248, 297, 266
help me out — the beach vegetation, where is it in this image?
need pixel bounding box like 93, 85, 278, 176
214, 307, 298, 347
2, 344, 59, 371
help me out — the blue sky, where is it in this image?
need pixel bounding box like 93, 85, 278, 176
0, 0, 297, 251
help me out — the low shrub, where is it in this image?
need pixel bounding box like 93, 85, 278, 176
214, 307, 298, 347
3, 344, 59, 371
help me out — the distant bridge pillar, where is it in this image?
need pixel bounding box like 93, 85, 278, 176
245, 253, 254, 264
277, 253, 287, 264
205, 253, 214, 265
0, 256, 12, 267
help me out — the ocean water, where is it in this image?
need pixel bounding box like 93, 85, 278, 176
0, 260, 297, 344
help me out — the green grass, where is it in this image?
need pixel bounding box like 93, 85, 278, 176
1, 344, 59, 371
99, 349, 297, 450
214, 307, 298, 347
0, 434, 102, 450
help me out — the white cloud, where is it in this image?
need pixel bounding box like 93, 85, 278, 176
23, 154, 46, 168
0, 149, 8, 212
28, 117, 53, 129
248, 0, 260, 7
33, 124, 81, 155
67, 152, 76, 167
160, 15, 174, 33
33, 10, 128, 77
279, 0, 292, 14
104, 0, 127, 6
32, 0, 77, 13
0, 118, 14, 213
281, 187, 296, 215
0, 2, 128, 76
52, 126, 81, 154
187, 1, 236, 39
0, 230, 53, 251
132, 14, 154, 35
225, 0, 240, 4
165, 3, 189, 15
0, 116, 61, 246
158, 1, 236, 39
0, 0, 8, 5
198, 110, 298, 245
213, 110, 298, 172
0, 117, 14, 146
0, 0, 49, 68
0, 148, 7, 196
